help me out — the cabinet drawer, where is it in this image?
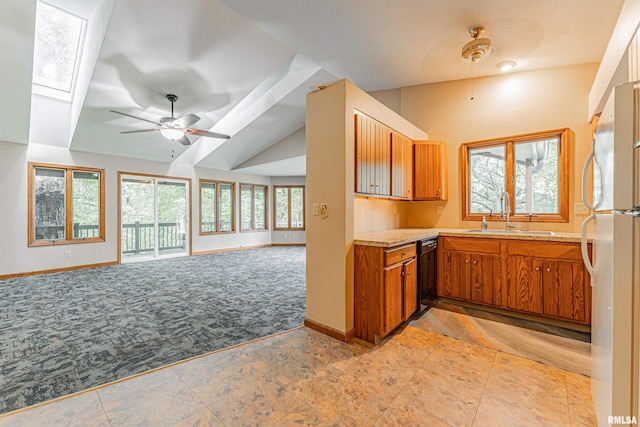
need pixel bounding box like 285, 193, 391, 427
385, 243, 416, 266
507, 241, 584, 261
441, 237, 501, 254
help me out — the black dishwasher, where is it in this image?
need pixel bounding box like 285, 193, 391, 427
417, 238, 438, 307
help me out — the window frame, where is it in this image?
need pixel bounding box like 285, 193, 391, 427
32, 1, 87, 100
460, 128, 571, 223
273, 185, 306, 231
239, 183, 268, 232
199, 179, 235, 234
28, 162, 105, 246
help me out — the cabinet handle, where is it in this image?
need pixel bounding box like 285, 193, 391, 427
401, 252, 406, 257
465, 260, 469, 264
546, 268, 551, 272
473, 260, 477, 265
535, 267, 540, 271
436, 189, 441, 195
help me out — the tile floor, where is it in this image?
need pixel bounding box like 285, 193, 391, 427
0, 321, 596, 427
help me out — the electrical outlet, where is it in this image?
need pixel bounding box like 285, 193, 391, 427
437, 206, 444, 214
574, 203, 589, 215
64, 251, 71, 258
313, 203, 319, 216
365, 204, 369, 215
393, 206, 397, 214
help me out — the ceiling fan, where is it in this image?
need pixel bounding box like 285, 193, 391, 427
109, 94, 230, 146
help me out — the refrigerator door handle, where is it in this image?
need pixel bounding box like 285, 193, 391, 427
581, 213, 596, 287
581, 146, 598, 211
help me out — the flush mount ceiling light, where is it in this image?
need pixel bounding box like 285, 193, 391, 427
461, 26, 492, 62
497, 61, 517, 72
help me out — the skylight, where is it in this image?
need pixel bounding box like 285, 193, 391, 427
32, 1, 86, 94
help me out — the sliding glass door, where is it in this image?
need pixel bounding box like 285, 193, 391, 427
120, 175, 189, 262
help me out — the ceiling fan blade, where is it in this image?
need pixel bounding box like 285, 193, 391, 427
186, 128, 231, 139
173, 114, 200, 128
120, 128, 162, 134
110, 110, 161, 126
177, 135, 191, 146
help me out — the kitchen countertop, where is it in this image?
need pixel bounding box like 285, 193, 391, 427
353, 227, 590, 247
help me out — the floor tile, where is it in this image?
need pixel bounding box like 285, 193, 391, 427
565, 371, 598, 427
403, 367, 484, 426
276, 402, 339, 427
483, 352, 570, 424
201, 374, 302, 427
473, 392, 567, 427
424, 335, 497, 389
97, 368, 222, 426
0, 392, 109, 427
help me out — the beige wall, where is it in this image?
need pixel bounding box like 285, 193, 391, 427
400, 63, 598, 233
305, 79, 426, 335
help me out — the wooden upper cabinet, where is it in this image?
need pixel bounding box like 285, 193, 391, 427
355, 111, 391, 196
391, 132, 413, 199
413, 140, 448, 200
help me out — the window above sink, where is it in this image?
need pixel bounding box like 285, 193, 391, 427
460, 128, 571, 223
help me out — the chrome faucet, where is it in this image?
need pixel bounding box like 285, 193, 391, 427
500, 192, 516, 230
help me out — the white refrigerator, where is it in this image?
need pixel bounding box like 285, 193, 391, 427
581, 81, 640, 426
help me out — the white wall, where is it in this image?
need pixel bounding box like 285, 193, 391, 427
270, 176, 306, 245
0, 140, 275, 276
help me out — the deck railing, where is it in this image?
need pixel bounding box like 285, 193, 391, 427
35, 222, 186, 254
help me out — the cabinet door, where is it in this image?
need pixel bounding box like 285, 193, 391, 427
383, 263, 404, 335
403, 258, 417, 320
506, 256, 543, 314
413, 141, 448, 200
542, 260, 590, 323
439, 250, 470, 300
391, 132, 413, 199
470, 253, 502, 306
355, 112, 390, 195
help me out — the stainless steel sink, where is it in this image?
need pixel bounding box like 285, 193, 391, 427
464, 229, 555, 236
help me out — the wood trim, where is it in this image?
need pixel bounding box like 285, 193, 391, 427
304, 318, 355, 342
118, 172, 193, 261
271, 243, 306, 247
28, 162, 106, 247
273, 185, 306, 231
199, 179, 236, 234
461, 128, 571, 222
239, 182, 269, 232
0, 261, 118, 280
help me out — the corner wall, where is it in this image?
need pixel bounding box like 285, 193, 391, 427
305, 79, 426, 336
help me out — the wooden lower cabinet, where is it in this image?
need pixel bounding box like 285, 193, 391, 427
438, 237, 501, 307
438, 236, 592, 326
355, 243, 417, 343
506, 241, 591, 325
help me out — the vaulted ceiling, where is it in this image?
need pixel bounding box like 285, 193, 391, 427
0, 0, 625, 176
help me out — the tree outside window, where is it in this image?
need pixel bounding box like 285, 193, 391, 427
199, 180, 234, 233
29, 163, 105, 246
240, 184, 268, 232
274, 186, 305, 230
462, 129, 570, 222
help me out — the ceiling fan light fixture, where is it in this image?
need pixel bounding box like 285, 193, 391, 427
497, 61, 516, 72
160, 128, 184, 140
461, 26, 492, 62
